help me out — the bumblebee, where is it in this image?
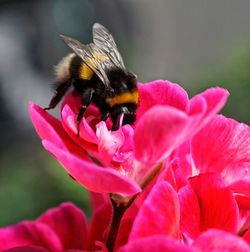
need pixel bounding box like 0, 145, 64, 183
45, 23, 138, 134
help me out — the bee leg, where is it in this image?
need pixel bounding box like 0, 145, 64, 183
111, 112, 124, 131
44, 80, 72, 110
111, 107, 128, 131
100, 111, 110, 121
112, 115, 120, 131
76, 88, 94, 137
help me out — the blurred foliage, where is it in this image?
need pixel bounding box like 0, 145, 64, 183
0, 141, 90, 226
189, 44, 250, 124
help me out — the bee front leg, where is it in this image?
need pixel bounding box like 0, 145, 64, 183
44, 80, 72, 110
76, 88, 94, 137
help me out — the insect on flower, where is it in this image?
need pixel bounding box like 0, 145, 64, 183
45, 23, 139, 135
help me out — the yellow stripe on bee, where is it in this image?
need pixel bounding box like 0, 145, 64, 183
80, 63, 94, 80
106, 91, 139, 107
80, 52, 109, 80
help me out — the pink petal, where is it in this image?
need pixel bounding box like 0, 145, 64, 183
43, 141, 141, 196
115, 183, 158, 250
0, 221, 62, 252
61, 91, 100, 119
37, 202, 87, 250
190, 174, 239, 236
189, 95, 207, 116
112, 125, 134, 165
190, 87, 229, 132
96, 121, 125, 163
187, 96, 207, 134
191, 115, 250, 183
179, 174, 240, 240
118, 125, 134, 153
115, 217, 135, 251
243, 229, 250, 244
129, 180, 180, 240
198, 87, 229, 116
172, 142, 193, 190
159, 161, 178, 191
61, 91, 112, 133
234, 193, 250, 210
178, 183, 201, 239
29, 102, 70, 150
137, 80, 189, 120
116, 171, 180, 250
93, 241, 109, 252
134, 105, 189, 166
29, 102, 88, 158
4, 246, 49, 252
87, 203, 112, 251
118, 236, 194, 252
61, 104, 98, 148
88, 192, 108, 213
193, 229, 250, 252
230, 181, 250, 209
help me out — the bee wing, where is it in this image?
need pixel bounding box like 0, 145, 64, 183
92, 23, 125, 69
60, 34, 110, 87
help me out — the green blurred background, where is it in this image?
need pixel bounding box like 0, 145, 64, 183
0, 0, 249, 225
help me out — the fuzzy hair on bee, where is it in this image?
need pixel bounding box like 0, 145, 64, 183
45, 23, 139, 135
54, 53, 75, 82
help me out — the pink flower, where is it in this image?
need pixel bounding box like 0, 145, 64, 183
192, 115, 250, 208
118, 230, 250, 252
127, 178, 238, 241
0, 203, 87, 252
29, 80, 229, 196
118, 180, 250, 251
173, 114, 250, 209
1, 179, 250, 252
178, 173, 239, 240
86, 176, 250, 251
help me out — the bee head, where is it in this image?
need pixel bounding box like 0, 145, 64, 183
122, 106, 137, 125
108, 69, 138, 95
110, 103, 137, 130
125, 72, 138, 91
